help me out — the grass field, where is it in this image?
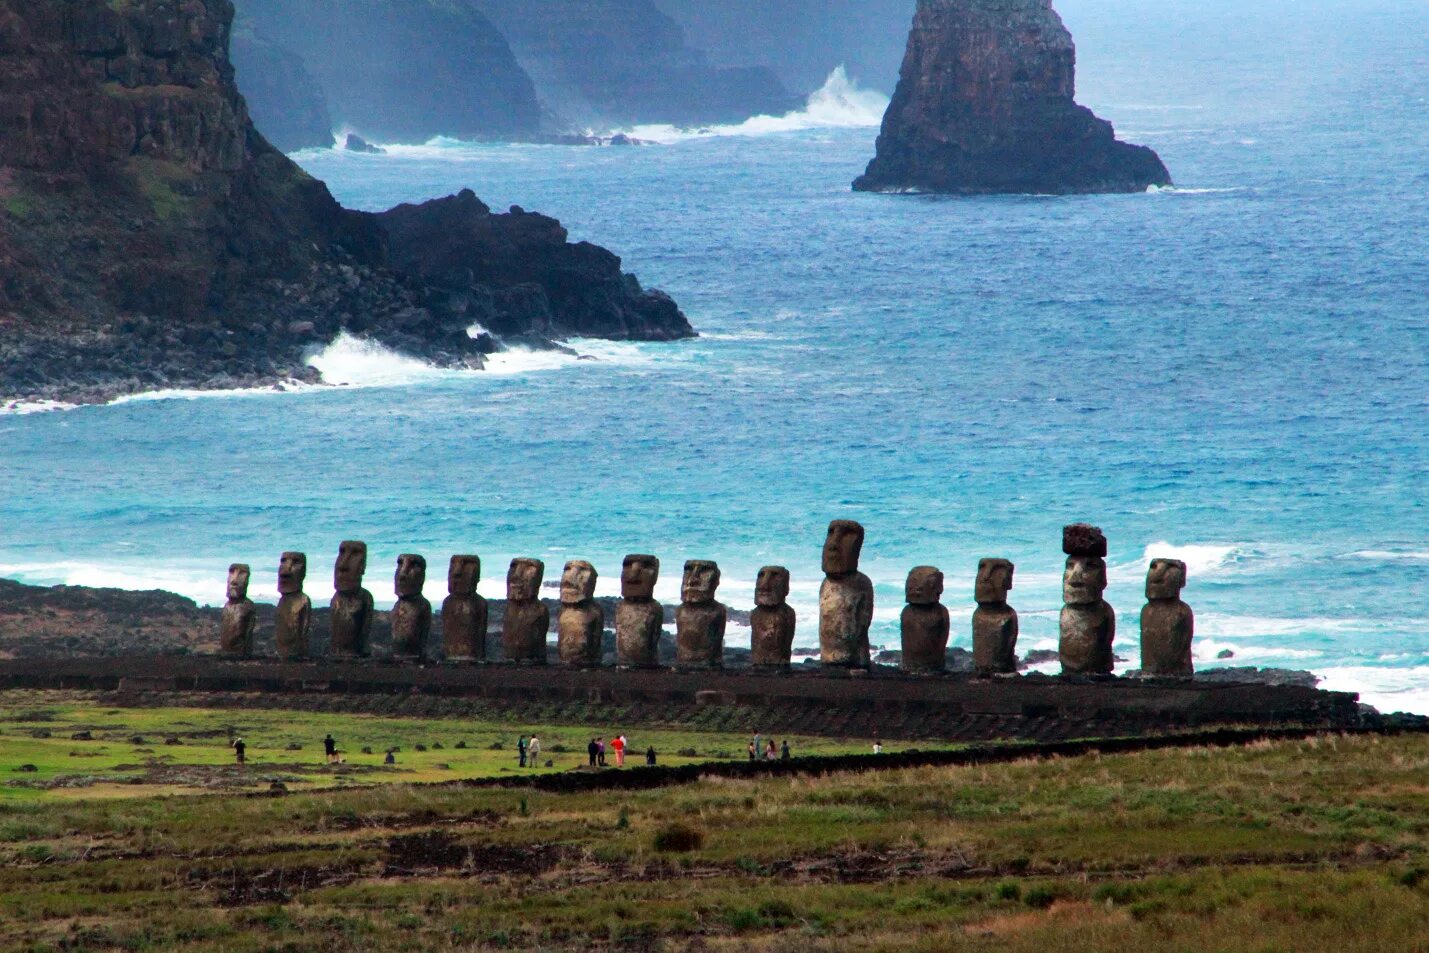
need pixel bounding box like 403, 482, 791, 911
1, 692, 1426, 952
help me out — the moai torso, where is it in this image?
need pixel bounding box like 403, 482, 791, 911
1059, 525, 1115, 675
900, 566, 949, 674
750, 566, 796, 671
1140, 558, 1195, 677
557, 560, 604, 666
972, 558, 1019, 675
274, 552, 311, 660
819, 520, 874, 669
329, 541, 374, 658
502, 558, 550, 664
441, 556, 487, 662
219, 564, 256, 658
391, 554, 432, 661
616, 555, 663, 669
675, 560, 727, 669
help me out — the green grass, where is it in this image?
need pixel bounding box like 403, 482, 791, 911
0, 692, 1426, 952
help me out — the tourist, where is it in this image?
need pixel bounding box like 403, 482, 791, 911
384, 749, 395, 765
752, 730, 762, 759
597, 738, 607, 767
233, 737, 246, 765
646, 746, 657, 766
323, 733, 337, 764
747, 741, 757, 761
873, 739, 883, 755
518, 735, 528, 768
781, 740, 791, 760
587, 737, 599, 767
612, 734, 626, 768
765, 739, 777, 760
528, 735, 541, 767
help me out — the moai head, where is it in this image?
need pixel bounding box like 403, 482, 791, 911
621, 554, 659, 600
681, 560, 721, 605
1146, 558, 1188, 601
1063, 556, 1108, 606
975, 558, 1015, 605
226, 564, 251, 602
1062, 524, 1108, 559
278, 552, 307, 594
560, 560, 598, 605
905, 566, 944, 605
395, 554, 426, 598
507, 558, 544, 603
755, 566, 790, 607
334, 540, 368, 593
448, 555, 481, 596
822, 520, 866, 576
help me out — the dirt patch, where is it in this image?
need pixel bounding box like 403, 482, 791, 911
382, 830, 567, 877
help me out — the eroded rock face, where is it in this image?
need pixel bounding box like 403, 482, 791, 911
750, 566, 796, 671
274, 551, 311, 660
441, 555, 487, 662
900, 566, 949, 674
219, 563, 256, 657
616, 554, 663, 669
229, 15, 332, 151
972, 558, 1018, 675
557, 560, 603, 666
675, 560, 726, 670
854, 0, 1170, 194
1140, 558, 1194, 677
501, 558, 549, 664
819, 520, 874, 669
329, 541, 374, 659
390, 554, 431, 660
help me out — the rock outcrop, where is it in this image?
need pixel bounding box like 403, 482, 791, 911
0, 0, 691, 405
854, 0, 1170, 194
229, 16, 332, 151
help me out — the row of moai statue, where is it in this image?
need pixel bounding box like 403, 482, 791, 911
217, 522, 1195, 678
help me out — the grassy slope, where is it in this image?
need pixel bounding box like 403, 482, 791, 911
0, 695, 1426, 951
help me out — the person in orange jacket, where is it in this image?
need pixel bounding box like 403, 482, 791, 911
611, 734, 627, 768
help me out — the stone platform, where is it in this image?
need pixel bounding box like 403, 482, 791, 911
0, 657, 1361, 743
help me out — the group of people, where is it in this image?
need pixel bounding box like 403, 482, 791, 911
747, 731, 792, 761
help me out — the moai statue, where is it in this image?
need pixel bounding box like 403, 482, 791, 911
616, 554, 663, 669
274, 551, 312, 661
972, 558, 1019, 676
501, 558, 549, 664
390, 554, 432, 662
441, 555, 487, 662
1059, 524, 1115, 675
1140, 558, 1195, 678
819, 520, 874, 669
900, 566, 949, 674
329, 540, 374, 659
557, 560, 604, 666
750, 566, 796, 672
675, 560, 727, 670
218, 564, 256, 658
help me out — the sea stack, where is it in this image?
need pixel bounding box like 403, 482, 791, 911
853, 0, 1170, 195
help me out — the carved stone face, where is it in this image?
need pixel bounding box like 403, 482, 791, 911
226, 564, 250, 602
755, 566, 790, 607
561, 560, 598, 604
822, 520, 865, 576
1146, 558, 1187, 600
277, 552, 307, 594
621, 554, 659, 600
905, 566, 944, 605
682, 560, 721, 605
395, 554, 426, 598
334, 540, 368, 592
976, 558, 1015, 604
448, 555, 480, 596
507, 558, 544, 602
1063, 556, 1107, 606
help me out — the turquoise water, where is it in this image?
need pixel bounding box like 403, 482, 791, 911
1, 0, 1425, 710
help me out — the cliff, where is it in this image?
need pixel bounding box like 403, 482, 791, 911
229, 16, 333, 152
853, 0, 1170, 194
0, 0, 692, 406
234, 0, 541, 143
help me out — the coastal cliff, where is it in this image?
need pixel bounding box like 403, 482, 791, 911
0, 0, 692, 406
229, 17, 333, 152
853, 0, 1170, 194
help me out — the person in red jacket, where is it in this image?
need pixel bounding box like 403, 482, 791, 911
611, 734, 626, 768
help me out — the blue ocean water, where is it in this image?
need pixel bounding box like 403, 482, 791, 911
1, 0, 1425, 709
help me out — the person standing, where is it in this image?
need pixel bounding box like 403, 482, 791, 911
612, 735, 626, 768
323, 734, 337, 764
747, 741, 757, 761
518, 735, 528, 768
587, 737, 599, 767
765, 739, 777, 760
233, 737, 246, 765
873, 739, 883, 755
752, 731, 762, 761
646, 746, 657, 766
527, 735, 541, 767
597, 738, 607, 767
781, 740, 791, 760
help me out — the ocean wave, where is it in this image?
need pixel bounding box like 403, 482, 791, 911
1146, 185, 1245, 195
1315, 666, 1429, 716
615, 67, 888, 145
1194, 613, 1429, 638
1193, 638, 1322, 662
1343, 549, 1429, 562
0, 398, 79, 416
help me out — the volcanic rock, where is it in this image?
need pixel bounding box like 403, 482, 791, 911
229, 16, 333, 151
854, 0, 1170, 194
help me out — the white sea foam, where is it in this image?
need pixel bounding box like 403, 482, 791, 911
1137, 541, 1250, 577
615, 67, 888, 145
0, 560, 237, 607
1195, 613, 1429, 638
0, 399, 79, 416
1315, 666, 1429, 716
1193, 638, 1322, 662
304, 333, 460, 387
1344, 549, 1429, 562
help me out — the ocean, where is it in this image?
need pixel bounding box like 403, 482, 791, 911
1, 0, 1424, 711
